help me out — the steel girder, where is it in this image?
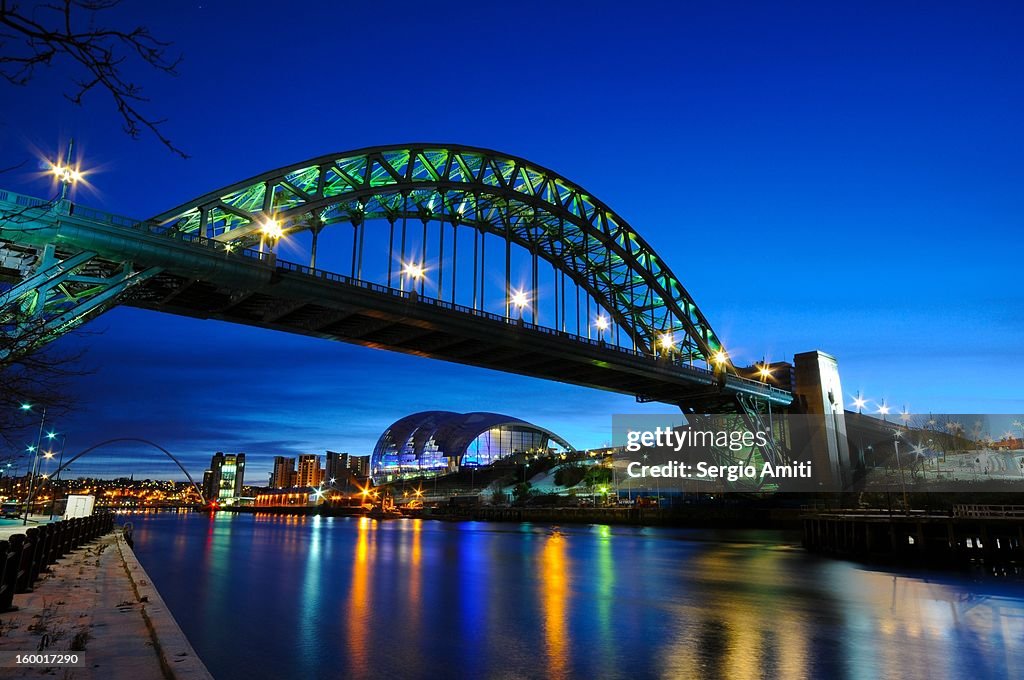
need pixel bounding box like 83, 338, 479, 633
151, 144, 730, 370
0, 199, 159, 359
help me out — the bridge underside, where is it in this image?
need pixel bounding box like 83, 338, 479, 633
127, 262, 765, 413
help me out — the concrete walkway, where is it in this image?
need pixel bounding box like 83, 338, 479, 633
0, 531, 212, 679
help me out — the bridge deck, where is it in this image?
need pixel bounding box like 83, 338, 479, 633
1, 190, 793, 411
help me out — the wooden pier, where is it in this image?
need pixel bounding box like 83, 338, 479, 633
802, 504, 1024, 567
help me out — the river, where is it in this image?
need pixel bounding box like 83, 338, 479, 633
129, 512, 1023, 679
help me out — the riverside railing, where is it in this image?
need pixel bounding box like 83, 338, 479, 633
0, 513, 116, 612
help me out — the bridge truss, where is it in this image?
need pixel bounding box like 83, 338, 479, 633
1, 144, 792, 467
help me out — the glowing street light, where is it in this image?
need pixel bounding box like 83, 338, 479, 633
659, 332, 674, 353
401, 261, 425, 292
877, 401, 891, 423
594, 314, 609, 342
258, 215, 283, 255
510, 289, 529, 318
260, 216, 283, 239
711, 350, 728, 369
49, 139, 82, 200
18, 402, 47, 525
757, 363, 773, 381
851, 392, 867, 414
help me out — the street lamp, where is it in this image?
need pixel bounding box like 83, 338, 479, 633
49, 139, 81, 201
877, 401, 891, 422
48, 433, 67, 520
258, 216, 283, 256
594, 314, 609, 342
851, 392, 867, 414
510, 289, 529, 320
893, 430, 909, 514
20, 403, 47, 525
757, 362, 773, 382
658, 332, 674, 357
401, 261, 425, 293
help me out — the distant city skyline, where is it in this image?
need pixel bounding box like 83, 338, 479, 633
2, 1, 1021, 481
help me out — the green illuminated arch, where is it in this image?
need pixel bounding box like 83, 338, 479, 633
151, 144, 729, 368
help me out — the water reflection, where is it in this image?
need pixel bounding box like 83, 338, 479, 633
540, 530, 570, 679
347, 516, 373, 679
129, 515, 1024, 680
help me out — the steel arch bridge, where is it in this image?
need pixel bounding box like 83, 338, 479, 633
0, 143, 791, 422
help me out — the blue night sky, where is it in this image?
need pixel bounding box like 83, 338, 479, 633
2, 1, 1022, 481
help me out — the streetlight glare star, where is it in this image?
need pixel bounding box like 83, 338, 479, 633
511, 289, 529, 309
659, 333, 674, 349
260, 216, 283, 239
402, 262, 425, 279
852, 396, 867, 410
877, 403, 890, 415
595, 315, 609, 330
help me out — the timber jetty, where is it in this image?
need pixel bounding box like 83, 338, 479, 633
802, 504, 1024, 569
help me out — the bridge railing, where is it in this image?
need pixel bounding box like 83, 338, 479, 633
0, 189, 53, 211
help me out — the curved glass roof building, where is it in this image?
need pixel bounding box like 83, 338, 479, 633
371, 411, 573, 481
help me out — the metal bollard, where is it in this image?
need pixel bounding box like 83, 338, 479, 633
70, 518, 82, 548
0, 540, 16, 613
24, 527, 44, 588
45, 523, 59, 565
27, 526, 47, 584
12, 533, 33, 594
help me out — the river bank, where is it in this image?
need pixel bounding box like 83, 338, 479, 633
0, 529, 211, 679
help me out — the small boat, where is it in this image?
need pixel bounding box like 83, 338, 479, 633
367, 507, 403, 520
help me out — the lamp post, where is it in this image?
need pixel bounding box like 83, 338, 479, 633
258, 216, 283, 259
50, 139, 81, 202
893, 430, 909, 514
20, 403, 47, 525
658, 332, 674, 359
49, 434, 67, 520
510, 289, 528, 321
401, 262, 424, 295
595, 315, 609, 343
851, 392, 867, 414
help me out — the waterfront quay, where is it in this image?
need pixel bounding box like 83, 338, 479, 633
0, 516, 209, 680
802, 504, 1024, 569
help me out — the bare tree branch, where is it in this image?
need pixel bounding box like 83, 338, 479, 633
0, 296, 94, 447
0, 0, 187, 157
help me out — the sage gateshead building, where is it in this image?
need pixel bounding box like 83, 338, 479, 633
371, 411, 574, 481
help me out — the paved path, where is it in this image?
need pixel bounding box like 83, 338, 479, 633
0, 531, 212, 679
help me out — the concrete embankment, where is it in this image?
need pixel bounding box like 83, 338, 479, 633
0, 527, 212, 680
